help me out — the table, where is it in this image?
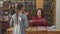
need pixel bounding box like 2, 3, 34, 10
47, 30, 60, 34
7, 27, 60, 34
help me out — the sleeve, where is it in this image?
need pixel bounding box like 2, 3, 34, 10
23, 15, 29, 28
43, 17, 48, 26
10, 17, 14, 27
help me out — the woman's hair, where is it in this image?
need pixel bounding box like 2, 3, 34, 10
17, 3, 23, 10
36, 8, 44, 17
26, 9, 32, 15
26, 9, 32, 21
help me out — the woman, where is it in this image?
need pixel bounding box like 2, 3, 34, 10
26, 9, 32, 26
26, 9, 32, 21
10, 3, 29, 34
30, 8, 48, 27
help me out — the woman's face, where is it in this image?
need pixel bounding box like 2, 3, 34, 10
37, 10, 42, 16
26, 10, 31, 15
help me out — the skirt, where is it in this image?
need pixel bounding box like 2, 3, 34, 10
13, 24, 21, 34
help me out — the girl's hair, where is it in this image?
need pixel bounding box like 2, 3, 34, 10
16, 3, 24, 23
17, 3, 23, 10
36, 8, 44, 17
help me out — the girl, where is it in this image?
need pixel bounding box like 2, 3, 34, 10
10, 3, 29, 34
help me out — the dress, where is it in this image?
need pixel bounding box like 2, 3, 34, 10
10, 14, 29, 34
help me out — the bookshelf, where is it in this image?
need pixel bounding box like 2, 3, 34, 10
43, 0, 55, 26
0, 1, 9, 34
9, 0, 36, 10
24, 0, 36, 10
0, 0, 36, 25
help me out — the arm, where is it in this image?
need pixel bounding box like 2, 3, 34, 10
23, 15, 29, 28
10, 17, 14, 27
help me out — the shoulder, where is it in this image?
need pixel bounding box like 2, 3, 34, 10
21, 14, 27, 19
11, 14, 16, 18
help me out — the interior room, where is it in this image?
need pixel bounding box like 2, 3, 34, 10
0, 0, 60, 34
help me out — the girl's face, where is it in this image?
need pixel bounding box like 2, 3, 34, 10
37, 10, 42, 16
21, 7, 24, 10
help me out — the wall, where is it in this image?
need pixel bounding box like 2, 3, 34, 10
36, 0, 43, 9
56, 0, 60, 29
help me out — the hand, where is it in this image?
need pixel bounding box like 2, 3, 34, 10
29, 20, 34, 22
